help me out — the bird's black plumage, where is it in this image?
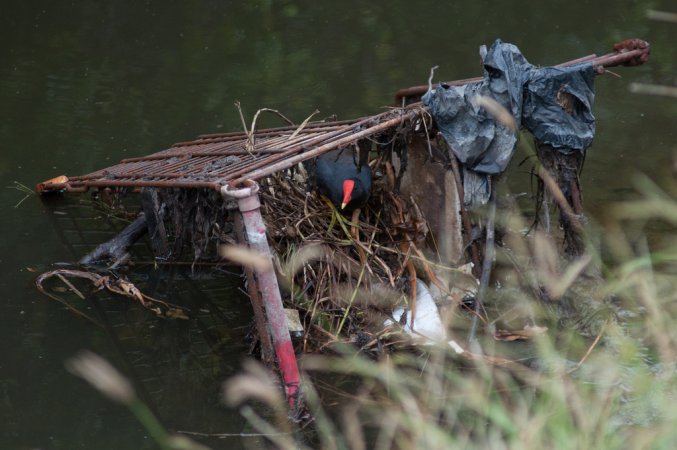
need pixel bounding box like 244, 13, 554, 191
311, 147, 372, 213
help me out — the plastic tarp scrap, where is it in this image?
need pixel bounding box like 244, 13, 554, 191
384, 280, 447, 343
422, 39, 597, 206
523, 64, 596, 153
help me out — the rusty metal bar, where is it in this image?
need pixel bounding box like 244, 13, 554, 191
121, 148, 279, 163
66, 179, 222, 190
394, 76, 484, 103
103, 119, 368, 174
38, 107, 421, 193
222, 180, 301, 408
180, 124, 348, 147
394, 39, 650, 103
131, 132, 318, 163
590, 46, 650, 70
232, 108, 421, 184
205, 121, 366, 184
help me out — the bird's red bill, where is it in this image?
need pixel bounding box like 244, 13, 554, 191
341, 180, 355, 209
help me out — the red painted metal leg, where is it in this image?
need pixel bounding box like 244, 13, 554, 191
222, 180, 301, 408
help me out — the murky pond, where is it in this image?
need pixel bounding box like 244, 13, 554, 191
1, 0, 675, 448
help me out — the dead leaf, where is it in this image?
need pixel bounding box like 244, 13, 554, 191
165, 308, 189, 320
494, 324, 548, 341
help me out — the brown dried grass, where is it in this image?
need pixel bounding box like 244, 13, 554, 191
258, 146, 431, 352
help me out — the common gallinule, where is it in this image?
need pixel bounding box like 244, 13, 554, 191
313, 147, 372, 213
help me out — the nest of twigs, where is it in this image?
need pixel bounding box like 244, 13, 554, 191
258, 136, 466, 353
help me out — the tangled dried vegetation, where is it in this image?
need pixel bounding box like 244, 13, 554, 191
256, 138, 478, 354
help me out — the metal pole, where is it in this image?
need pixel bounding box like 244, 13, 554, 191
233, 212, 275, 365
232, 212, 275, 366
221, 180, 301, 408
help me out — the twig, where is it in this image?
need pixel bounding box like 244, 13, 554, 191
448, 340, 531, 372
56, 273, 86, 300
36, 269, 189, 319
406, 259, 417, 330
234, 100, 250, 151
7, 181, 34, 208
177, 429, 294, 438
336, 265, 367, 336
567, 319, 609, 374
289, 109, 321, 140
35, 285, 102, 326
237, 106, 296, 153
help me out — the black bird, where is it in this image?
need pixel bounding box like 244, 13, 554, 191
312, 147, 372, 213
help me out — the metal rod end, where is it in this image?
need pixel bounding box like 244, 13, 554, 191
221, 179, 260, 199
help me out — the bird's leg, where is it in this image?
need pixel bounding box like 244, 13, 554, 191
332, 207, 361, 240
321, 196, 350, 234
320, 195, 360, 237
350, 209, 361, 241
334, 209, 353, 237
350, 208, 368, 267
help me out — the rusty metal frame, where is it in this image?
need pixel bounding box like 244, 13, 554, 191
35, 37, 651, 412
36, 108, 421, 194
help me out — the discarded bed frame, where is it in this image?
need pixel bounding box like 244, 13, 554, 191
37, 39, 651, 411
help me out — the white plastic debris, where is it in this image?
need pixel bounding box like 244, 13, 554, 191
385, 280, 447, 343
448, 340, 465, 354
284, 308, 304, 337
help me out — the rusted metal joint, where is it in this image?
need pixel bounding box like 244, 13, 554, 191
221, 179, 260, 212
36, 175, 72, 193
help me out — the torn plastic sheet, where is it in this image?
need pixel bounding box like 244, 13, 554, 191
422, 39, 597, 206
421, 82, 517, 176
384, 280, 447, 343
523, 64, 596, 153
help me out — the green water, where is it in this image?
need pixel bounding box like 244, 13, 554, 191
1, 0, 675, 448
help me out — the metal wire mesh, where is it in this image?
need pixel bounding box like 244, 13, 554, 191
38, 107, 422, 193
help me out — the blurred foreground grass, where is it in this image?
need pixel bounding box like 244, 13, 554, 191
225, 174, 677, 450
